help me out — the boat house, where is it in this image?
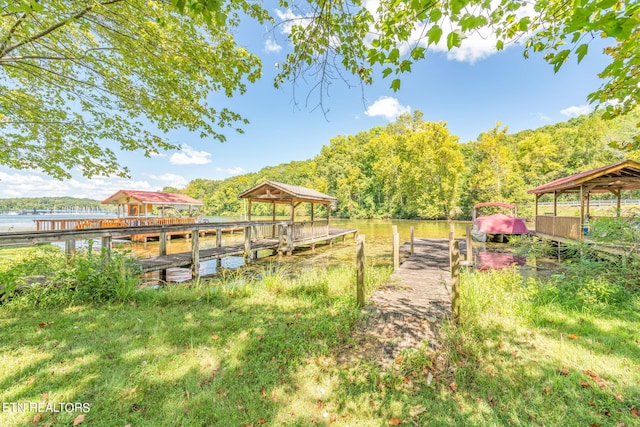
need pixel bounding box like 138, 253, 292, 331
528, 160, 640, 241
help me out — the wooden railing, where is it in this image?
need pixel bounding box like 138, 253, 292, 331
535, 215, 582, 240
35, 217, 197, 231
292, 220, 329, 241
251, 222, 283, 240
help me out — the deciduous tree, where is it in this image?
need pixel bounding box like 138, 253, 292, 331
0, 0, 266, 178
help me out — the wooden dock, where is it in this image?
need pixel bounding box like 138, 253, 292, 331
347, 237, 468, 366
135, 227, 357, 273
0, 222, 358, 280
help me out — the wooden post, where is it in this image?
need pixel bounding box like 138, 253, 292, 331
286, 224, 293, 256
159, 232, 167, 282
244, 225, 252, 259
101, 236, 112, 263
393, 231, 400, 271
410, 226, 414, 255
450, 239, 461, 322
278, 224, 285, 257
216, 228, 222, 268
356, 234, 365, 308
191, 228, 200, 279
65, 239, 75, 256
466, 225, 473, 264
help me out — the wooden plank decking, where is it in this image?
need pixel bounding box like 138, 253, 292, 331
347, 237, 467, 366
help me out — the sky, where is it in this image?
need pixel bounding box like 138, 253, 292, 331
0, 3, 613, 201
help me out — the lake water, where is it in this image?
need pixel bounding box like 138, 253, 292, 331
0, 215, 554, 283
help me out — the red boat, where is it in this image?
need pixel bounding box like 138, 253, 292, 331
472, 202, 529, 242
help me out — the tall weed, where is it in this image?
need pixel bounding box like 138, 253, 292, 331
2, 246, 142, 307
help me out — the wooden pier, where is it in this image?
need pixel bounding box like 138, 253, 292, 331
349, 237, 468, 365
0, 221, 357, 280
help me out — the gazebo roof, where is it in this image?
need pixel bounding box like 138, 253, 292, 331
527, 160, 640, 195
238, 181, 337, 204
102, 190, 203, 206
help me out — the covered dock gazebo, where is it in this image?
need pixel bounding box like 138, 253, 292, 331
238, 180, 336, 223
238, 181, 338, 248
528, 160, 640, 241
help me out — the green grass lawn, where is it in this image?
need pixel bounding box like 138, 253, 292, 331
1, 247, 639, 426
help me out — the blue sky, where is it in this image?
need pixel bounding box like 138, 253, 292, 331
0, 4, 612, 200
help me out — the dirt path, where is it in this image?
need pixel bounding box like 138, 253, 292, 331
340, 238, 465, 367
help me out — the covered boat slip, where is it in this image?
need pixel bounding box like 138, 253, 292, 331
528, 160, 640, 242
34, 190, 204, 232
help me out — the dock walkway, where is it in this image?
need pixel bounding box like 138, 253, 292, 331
343, 237, 467, 367
135, 227, 357, 273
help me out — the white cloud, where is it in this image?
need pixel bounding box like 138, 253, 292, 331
365, 96, 411, 120
536, 112, 552, 122
0, 170, 154, 200
215, 167, 245, 175
275, 9, 309, 35
560, 105, 593, 117
265, 39, 282, 53
146, 173, 187, 188
169, 145, 212, 165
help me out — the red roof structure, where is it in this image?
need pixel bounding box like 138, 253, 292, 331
528, 160, 640, 195
101, 190, 203, 206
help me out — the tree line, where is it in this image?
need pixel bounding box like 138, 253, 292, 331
170, 108, 640, 221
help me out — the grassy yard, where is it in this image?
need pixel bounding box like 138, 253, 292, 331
1, 247, 639, 426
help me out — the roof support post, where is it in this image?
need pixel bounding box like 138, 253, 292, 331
247, 200, 252, 221
553, 191, 557, 217
290, 200, 294, 223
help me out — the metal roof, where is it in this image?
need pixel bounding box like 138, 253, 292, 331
527, 160, 640, 195
238, 180, 337, 204
101, 190, 203, 206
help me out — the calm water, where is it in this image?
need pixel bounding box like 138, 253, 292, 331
0, 215, 552, 282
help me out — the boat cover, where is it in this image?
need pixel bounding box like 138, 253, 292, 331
474, 213, 529, 234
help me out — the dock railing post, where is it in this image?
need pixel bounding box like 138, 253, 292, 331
191, 228, 200, 279
286, 224, 293, 256
410, 226, 414, 255
216, 228, 222, 268
393, 231, 400, 271
65, 239, 75, 259
244, 225, 252, 260
159, 232, 167, 282
466, 225, 473, 266
356, 234, 365, 308
392, 225, 399, 271
450, 239, 461, 322
101, 236, 112, 264
278, 224, 285, 257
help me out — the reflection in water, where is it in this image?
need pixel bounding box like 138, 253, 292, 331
476, 252, 526, 271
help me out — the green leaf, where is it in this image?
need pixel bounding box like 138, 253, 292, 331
447, 31, 462, 50
427, 25, 443, 45
382, 67, 393, 78
391, 78, 401, 91
399, 60, 412, 73
388, 48, 400, 63
410, 47, 426, 60
429, 8, 442, 22
576, 43, 589, 63
496, 40, 504, 51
